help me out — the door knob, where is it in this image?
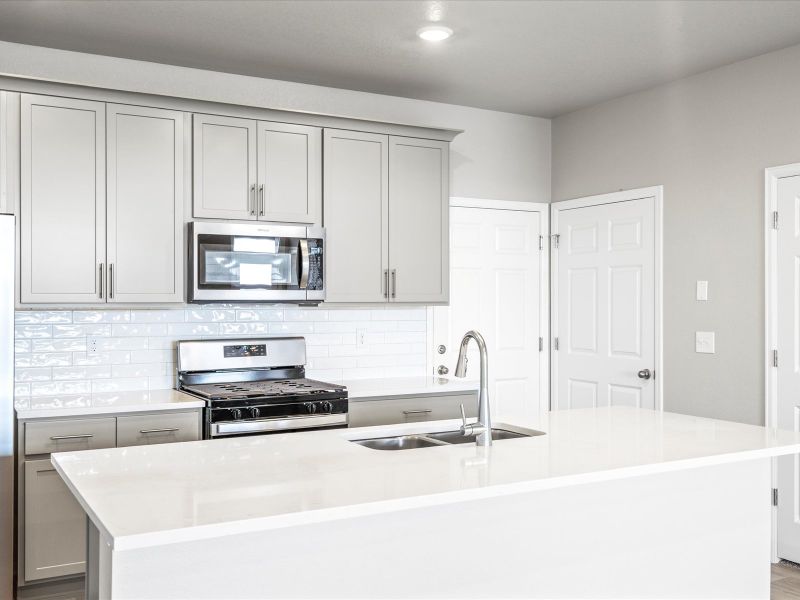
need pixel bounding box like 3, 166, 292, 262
637, 369, 652, 380
437, 365, 449, 376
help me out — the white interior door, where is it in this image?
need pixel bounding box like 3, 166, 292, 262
552, 192, 658, 410
775, 174, 800, 562
432, 201, 548, 421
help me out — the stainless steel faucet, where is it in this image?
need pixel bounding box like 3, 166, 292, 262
454, 330, 492, 447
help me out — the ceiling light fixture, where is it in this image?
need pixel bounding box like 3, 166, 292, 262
417, 25, 453, 42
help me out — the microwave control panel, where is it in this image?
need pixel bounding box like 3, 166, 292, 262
307, 239, 324, 291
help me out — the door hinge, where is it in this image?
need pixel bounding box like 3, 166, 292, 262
773, 211, 779, 230
773, 487, 779, 507
552, 234, 560, 249
554, 337, 559, 351
774, 349, 779, 368
538, 337, 543, 352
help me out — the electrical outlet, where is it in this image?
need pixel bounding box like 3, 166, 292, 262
87, 337, 99, 354
696, 280, 708, 301
695, 331, 715, 354
356, 328, 367, 348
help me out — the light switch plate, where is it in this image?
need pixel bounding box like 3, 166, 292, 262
695, 331, 715, 354
696, 280, 708, 301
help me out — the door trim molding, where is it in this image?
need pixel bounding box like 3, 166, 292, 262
764, 163, 800, 563
550, 186, 664, 412
429, 197, 550, 419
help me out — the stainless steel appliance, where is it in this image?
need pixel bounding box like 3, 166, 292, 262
1, 215, 15, 598
189, 222, 325, 304
177, 337, 347, 438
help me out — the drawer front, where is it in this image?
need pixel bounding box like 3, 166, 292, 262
116, 411, 201, 447
25, 418, 117, 456
348, 393, 478, 428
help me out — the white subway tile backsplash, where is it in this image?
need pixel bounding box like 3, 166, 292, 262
14, 306, 429, 407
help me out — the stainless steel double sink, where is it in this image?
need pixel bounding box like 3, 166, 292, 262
352, 426, 545, 450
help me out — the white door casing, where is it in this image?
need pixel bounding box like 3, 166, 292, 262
766, 165, 800, 563
551, 187, 662, 411
432, 198, 549, 421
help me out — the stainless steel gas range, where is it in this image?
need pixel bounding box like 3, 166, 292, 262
177, 337, 348, 439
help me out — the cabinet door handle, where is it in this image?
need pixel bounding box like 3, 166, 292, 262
98, 264, 104, 299
391, 269, 397, 299
50, 434, 94, 441
259, 184, 265, 216
383, 269, 389, 299
249, 184, 256, 215
109, 263, 114, 300
402, 409, 432, 415
139, 428, 179, 435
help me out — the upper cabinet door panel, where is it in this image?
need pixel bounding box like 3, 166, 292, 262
257, 122, 321, 224
193, 114, 256, 220
388, 137, 449, 303
323, 129, 389, 302
106, 105, 185, 303
20, 95, 106, 303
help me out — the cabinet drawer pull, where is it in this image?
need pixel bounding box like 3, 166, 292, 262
402, 409, 432, 415
49, 434, 93, 441
139, 428, 179, 435
37, 467, 56, 474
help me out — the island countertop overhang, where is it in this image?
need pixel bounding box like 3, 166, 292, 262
51, 406, 800, 552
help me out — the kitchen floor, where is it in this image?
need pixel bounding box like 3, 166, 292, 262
774, 561, 800, 599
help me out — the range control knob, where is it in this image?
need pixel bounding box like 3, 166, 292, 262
249, 407, 261, 419
321, 401, 333, 413
304, 402, 317, 414
231, 408, 243, 420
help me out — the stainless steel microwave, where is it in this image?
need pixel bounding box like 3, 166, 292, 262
189, 222, 325, 303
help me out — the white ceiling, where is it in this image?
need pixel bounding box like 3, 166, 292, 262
1, 0, 800, 117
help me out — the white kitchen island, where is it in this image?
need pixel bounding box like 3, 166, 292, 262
52, 407, 800, 599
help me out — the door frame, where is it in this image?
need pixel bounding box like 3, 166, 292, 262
550, 186, 664, 411
764, 162, 800, 562
427, 196, 550, 419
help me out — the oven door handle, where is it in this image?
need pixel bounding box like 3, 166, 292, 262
212, 413, 347, 437
299, 239, 310, 290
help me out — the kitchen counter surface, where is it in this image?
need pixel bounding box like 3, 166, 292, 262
52, 406, 800, 551
342, 376, 479, 399
15, 389, 205, 419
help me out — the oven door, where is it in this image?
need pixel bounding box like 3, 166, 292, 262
189, 222, 324, 302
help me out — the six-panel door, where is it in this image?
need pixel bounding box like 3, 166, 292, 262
257, 122, 321, 223
20, 94, 106, 303
106, 105, 185, 302
23, 459, 86, 581
192, 114, 257, 220
323, 129, 389, 302
388, 137, 449, 303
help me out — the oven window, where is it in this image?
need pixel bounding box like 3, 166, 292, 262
197, 234, 300, 290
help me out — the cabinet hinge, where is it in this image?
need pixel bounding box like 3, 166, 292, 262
554, 337, 559, 351
538, 337, 543, 352
773, 211, 779, 230
774, 349, 779, 368
552, 234, 560, 249
773, 488, 779, 507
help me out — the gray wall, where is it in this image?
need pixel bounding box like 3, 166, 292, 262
0, 41, 550, 204
552, 42, 800, 425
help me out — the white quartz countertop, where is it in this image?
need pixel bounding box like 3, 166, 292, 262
52, 407, 800, 552
15, 390, 205, 419
342, 376, 478, 399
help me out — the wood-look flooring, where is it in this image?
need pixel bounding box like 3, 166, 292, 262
774, 561, 800, 599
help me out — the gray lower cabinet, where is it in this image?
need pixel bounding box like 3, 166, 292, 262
18, 410, 202, 587
348, 393, 478, 428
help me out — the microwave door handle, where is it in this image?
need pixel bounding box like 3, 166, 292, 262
299, 239, 310, 289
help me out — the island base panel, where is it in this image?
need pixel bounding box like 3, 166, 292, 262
98, 458, 770, 599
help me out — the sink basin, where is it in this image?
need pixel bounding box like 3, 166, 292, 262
351, 426, 545, 450
353, 435, 447, 451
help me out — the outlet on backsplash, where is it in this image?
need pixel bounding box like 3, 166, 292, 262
87, 337, 99, 354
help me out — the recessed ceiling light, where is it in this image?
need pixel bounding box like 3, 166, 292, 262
417, 25, 453, 42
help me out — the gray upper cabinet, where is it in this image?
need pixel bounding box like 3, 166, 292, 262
107, 104, 185, 303
193, 115, 321, 224
192, 114, 257, 221
257, 122, 321, 223
20, 94, 106, 303
323, 129, 389, 302
388, 137, 449, 303
324, 132, 449, 304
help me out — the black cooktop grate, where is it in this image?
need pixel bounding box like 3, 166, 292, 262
181, 378, 345, 401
